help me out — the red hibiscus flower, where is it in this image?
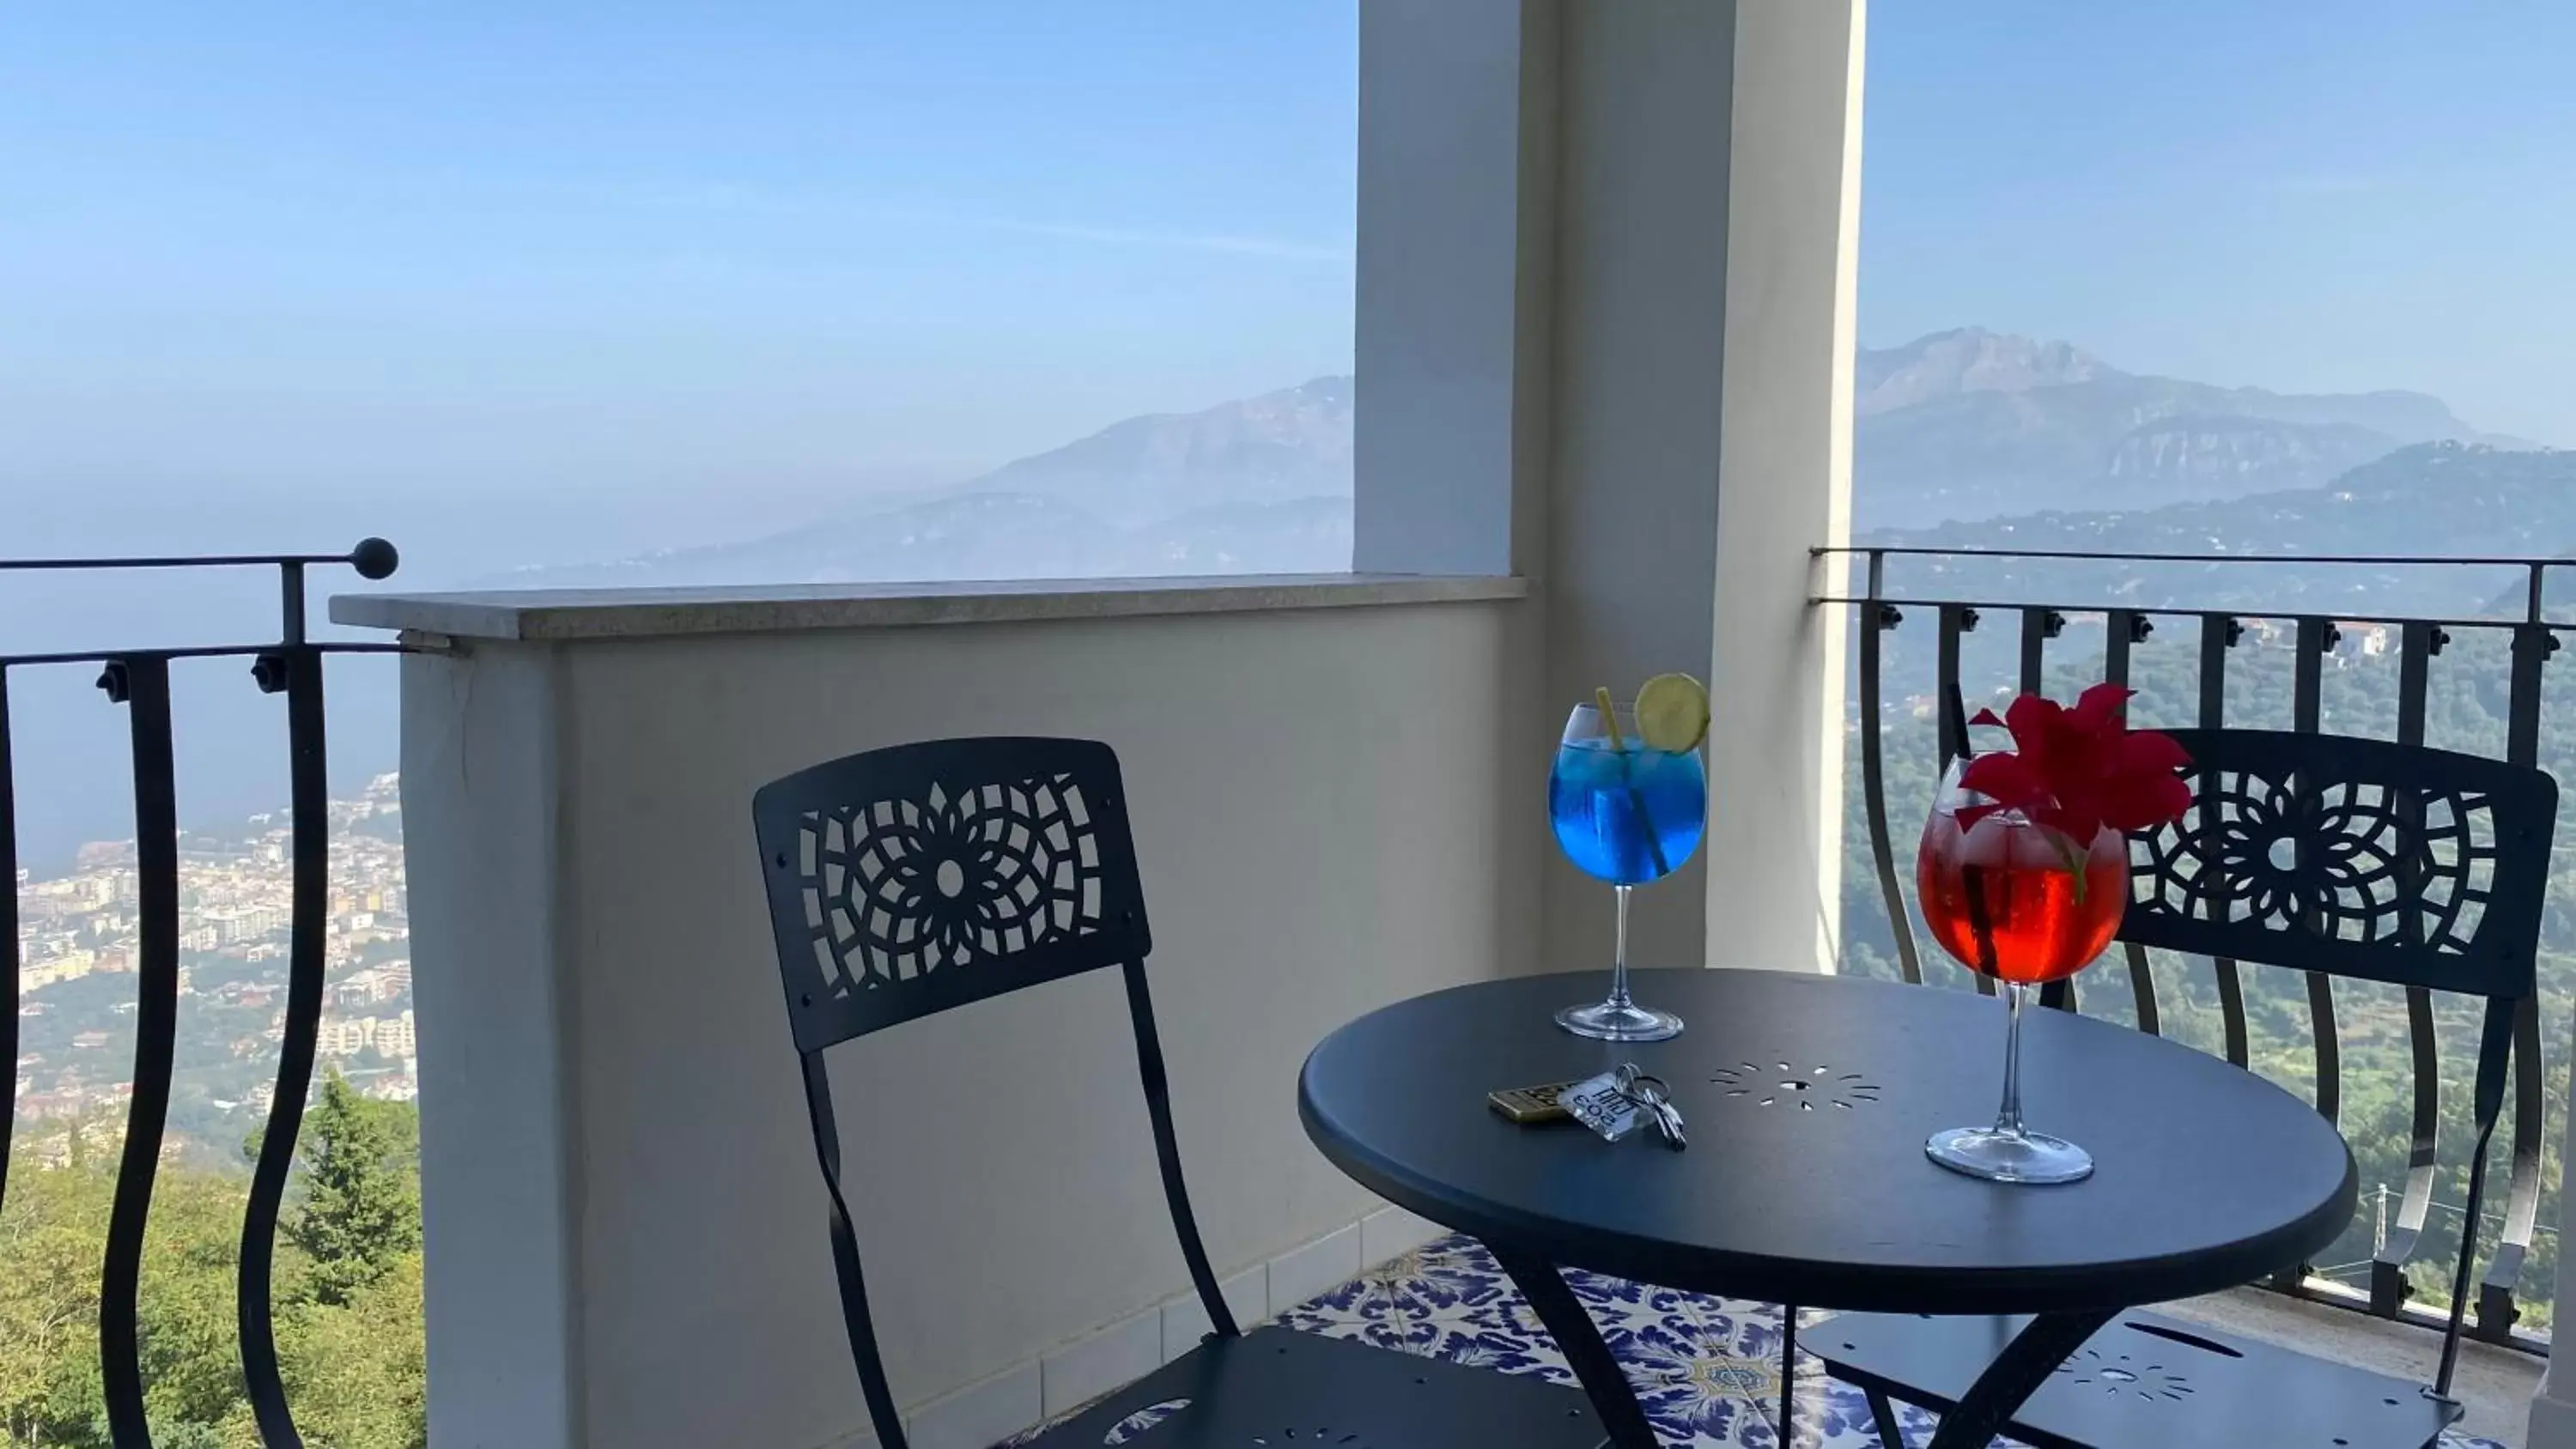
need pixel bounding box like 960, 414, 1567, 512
1957, 683, 2194, 847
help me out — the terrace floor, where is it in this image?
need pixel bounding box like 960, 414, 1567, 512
1024, 1234, 2537, 1447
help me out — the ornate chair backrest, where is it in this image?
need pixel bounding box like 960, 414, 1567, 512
754, 736, 1149, 1052
2123, 729, 2553, 1002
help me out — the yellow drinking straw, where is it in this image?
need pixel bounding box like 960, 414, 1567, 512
1594, 686, 1626, 753
1594, 684, 1669, 876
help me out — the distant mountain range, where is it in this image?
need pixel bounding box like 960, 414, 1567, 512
1853, 328, 2531, 527
520, 378, 1354, 587
514, 330, 2545, 589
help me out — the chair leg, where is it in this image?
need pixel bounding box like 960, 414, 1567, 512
1867, 1387, 1907, 1449
1779, 1301, 1798, 1447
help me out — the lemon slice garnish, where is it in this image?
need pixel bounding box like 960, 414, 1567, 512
1635, 672, 1710, 752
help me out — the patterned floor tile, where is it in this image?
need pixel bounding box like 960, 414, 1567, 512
1006, 1233, 2508, 1447
1271, 1234, 2506, 1449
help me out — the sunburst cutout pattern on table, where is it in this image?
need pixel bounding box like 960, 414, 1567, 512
1710, 1060, 1883, 1112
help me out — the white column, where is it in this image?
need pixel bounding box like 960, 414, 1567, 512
1354, 0, 1863, 978
1708, 0, 1867, 972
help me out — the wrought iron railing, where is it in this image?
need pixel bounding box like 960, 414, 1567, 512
1, 540, 403, 1447
1819, 543, 2568, 1355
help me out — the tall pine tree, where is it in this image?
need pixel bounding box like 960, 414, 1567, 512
286, 1070, 422, 1307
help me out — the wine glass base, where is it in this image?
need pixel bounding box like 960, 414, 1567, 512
1555, 999, 1684, 1042
1925, 1125, 2094, 1185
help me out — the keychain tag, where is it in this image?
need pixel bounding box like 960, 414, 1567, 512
1561, 1070, 1644, 1142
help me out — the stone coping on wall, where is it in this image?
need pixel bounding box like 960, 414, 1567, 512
330, 573, 1528, 644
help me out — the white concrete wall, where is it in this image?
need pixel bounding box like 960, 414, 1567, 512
402, 646, 581, 1449
398, 597, 1534, 1448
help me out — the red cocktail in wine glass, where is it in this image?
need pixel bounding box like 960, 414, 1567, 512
1920, 685, 2192, 1185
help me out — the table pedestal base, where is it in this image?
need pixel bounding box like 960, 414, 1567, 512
1492, 1248, 1664, 1449
1918, 1308, 2116, 1449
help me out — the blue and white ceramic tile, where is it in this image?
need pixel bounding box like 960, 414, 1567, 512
1006, 1233, 2509, 1448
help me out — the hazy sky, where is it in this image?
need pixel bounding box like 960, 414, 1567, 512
0, 2, 1363, 572
2, 0, 2569, 573
1864, 0, 2576, 445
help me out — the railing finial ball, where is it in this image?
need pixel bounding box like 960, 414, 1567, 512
349, 537, 400, 580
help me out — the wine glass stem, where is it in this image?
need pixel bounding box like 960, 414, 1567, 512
1607, 883, 1634, 1009
1994, 979, 2028, 1138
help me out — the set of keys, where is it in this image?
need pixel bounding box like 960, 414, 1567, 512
1488, 1064, 1686, 1149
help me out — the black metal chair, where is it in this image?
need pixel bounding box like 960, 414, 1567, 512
752, 737, 1607, 1449
1816, 729, 2557, 1449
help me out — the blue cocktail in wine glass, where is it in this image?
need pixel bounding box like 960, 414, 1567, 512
1550, 683, 1710, 1040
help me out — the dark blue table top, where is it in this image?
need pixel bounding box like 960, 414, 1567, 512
1298, 967, 2355, 1314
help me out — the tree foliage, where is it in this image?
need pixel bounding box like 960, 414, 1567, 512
0, 1088, 426, 1449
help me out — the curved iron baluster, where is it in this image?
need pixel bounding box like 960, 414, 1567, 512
99, 656, 180, 1449
2449, 998, 2522, 1390
2263, 616, 2341, 1294
2373, 988, 2441, 1319
2482, 994, 2545, 1342
0, 668, 18, 1216
1856, 599, 1921, 984
2197, 615, 2250, 1067
238, 646, 327, 1446
2104, 610, 2160, 1034
2375, 621, 2442, 1317
2291, 617, 2342, 1128
2477, 622, 2559, 1341
1935, 604, 1994, 996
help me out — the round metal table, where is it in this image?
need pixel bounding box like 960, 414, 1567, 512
1298, 968, 2356, 1449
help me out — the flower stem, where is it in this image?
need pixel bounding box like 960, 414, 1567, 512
2045, 829, 2092, 907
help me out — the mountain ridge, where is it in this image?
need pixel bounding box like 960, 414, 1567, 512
505, 329, 2539, 589
1853, 327, 2530, 526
